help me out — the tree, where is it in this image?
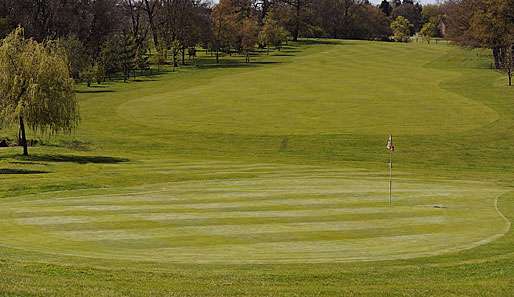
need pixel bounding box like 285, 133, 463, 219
259, 10, 288, 53
276, 26, 290, 50
379, 0, 392, 17
122, 0, 147, 52
80, 64, 96, 87
212, 0, 239, 63
390, 16, 412, 42
54, 35, 90, 80
280, 0, 311, 41
240, 17, 259, 62
94, 63, 105, 84
313, 0, 358, 39
119, 32, 137, 81
392, 1, 423, 33
0, 27, 79, 156
135, 41, 150, 74
1, 0, 120, 53
171, 39, 181, 71
151, 43, 167, 72
503, 45, 513, 86
469, 0, 514, 71
144, 0, 160, 49
353, 5, 392, 41
422, 4, 443, 26
307, 0, 391, 40
444, 0, 514, 83
100, 36, 121, 79
391, 0, 401, 8
420, 21, 436, 44
88, 0, 122, 55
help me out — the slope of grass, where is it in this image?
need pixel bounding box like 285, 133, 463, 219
1, 40, 514, 296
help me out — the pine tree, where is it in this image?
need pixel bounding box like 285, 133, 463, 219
119, 33, 137, 81
136, 42, 150, 75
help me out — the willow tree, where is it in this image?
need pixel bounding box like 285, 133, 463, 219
0, 27, 79, 156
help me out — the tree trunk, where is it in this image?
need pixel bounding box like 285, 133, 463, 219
216, 47, 219, 64
261, 0, 270, 23
293, 3, 300, 41
493, 47, 501, 69
144, 0, 159, 50
19, 116, 28, 156
509, 70, 512, 86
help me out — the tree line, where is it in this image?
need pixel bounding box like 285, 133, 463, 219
443, 0, 514, 86
0, 0, 447, 82
1, 0, 510, 86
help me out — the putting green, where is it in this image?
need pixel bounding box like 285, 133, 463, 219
0, 162, 507, 264
118, 42, 498, 136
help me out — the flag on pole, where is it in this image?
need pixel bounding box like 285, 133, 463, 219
386, 135, 394, 206
386, 135, 395, 152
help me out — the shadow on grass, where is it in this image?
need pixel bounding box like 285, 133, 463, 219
272, 53, 295, 57
132, 79, 159, 82
9, 161, 48, 165
16, 154, 129, 164
197, 61, 281, 70
0, 168, 49, 175
58, 140, 92, 151
296, 39, 340, 45
280, 48, 301, 53
42, 140, 92, 152
76, 89, 115, 94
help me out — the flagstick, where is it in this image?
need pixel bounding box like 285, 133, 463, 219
389, 150, 393, 206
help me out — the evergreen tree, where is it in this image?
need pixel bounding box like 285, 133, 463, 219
379, 0, 392, 17
136, 42, 150, 75
119, 32, 137, 81
100, 36, 121, 79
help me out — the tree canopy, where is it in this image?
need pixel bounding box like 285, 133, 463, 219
444, 0, 514, 84
0, 27, 79, 155
391, 16, 412, 42
419, 21, 436, 44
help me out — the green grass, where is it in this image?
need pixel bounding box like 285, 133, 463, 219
1, 39, 514, 296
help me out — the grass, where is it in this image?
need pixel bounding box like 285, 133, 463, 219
1, 39, 514, 296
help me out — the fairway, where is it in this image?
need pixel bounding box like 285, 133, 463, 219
1, 39, 514, 296
119, 42, 498, 135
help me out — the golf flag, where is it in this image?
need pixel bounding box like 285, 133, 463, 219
386, 135, 395, 152
386, 135, 394, 206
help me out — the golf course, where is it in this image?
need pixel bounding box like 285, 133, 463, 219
1, 39, 514, 296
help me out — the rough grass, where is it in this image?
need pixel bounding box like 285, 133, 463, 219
1, 39, 514, 296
